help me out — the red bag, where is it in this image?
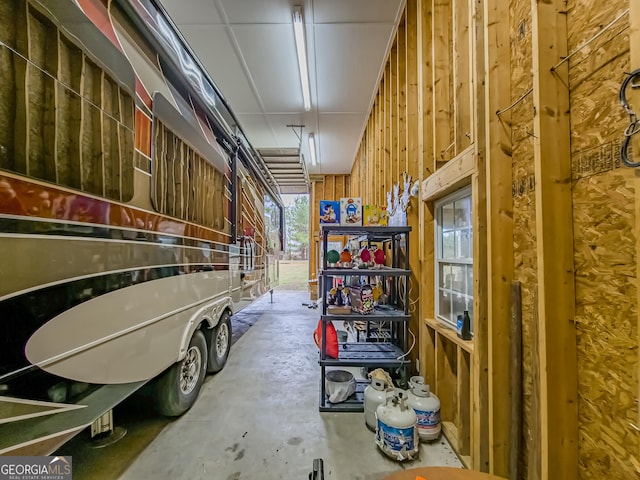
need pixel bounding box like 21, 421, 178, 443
313, 319, 339, 359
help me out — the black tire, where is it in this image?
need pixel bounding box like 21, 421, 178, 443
154, 329, 207, 417
207, 311, 231, 373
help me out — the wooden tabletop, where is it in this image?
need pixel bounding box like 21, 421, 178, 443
383, 466, 506, 480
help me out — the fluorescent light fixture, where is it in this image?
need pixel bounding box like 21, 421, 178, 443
308, 133, 317, 166
293, 6, 311, 111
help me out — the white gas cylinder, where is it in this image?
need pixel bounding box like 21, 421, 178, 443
408, 375, 424, 389
375, 390, 419, 461
407, 382, 441, 441
364, 378, 387, 430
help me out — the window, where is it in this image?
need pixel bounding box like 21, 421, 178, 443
435, 186, 473, 333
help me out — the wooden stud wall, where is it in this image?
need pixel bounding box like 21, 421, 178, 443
308, 175, 351, 284
344, 0, 640, 477
351, 0, 481, 468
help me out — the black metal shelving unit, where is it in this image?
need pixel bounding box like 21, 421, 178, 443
318, 225, 411, 412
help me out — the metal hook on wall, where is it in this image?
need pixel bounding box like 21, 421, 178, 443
619, 69, 640, 167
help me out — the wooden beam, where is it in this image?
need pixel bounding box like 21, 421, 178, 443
391, 38, 399, 198
398, 14, 407, 182
432, 0, 452, 163
509, 282, 523, 480
406, 0, 421, 369
421, 320, 437, 391
366, 118, 372, 202
482, 0, 513, 475
470, 0, 490, 471
325, 175, 335, 201
453, 0, 472, 154
421, 146, 474, 201
531, 1, 578, 478
376, 90, 382, 204
336, 175, 343, 198
385, 62, 391, 202
418, 0, 435, 382
350, 152, 357, 197
457, 346, 471, 456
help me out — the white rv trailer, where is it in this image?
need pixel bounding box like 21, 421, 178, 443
0, 0, 283, 455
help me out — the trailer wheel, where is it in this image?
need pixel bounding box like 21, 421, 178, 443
208, 311, 231, 373
154, 330, 207, 416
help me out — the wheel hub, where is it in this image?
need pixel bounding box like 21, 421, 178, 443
216, 323, 229, 358
179, 346, 202, 394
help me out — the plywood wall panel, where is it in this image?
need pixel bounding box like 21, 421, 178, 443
508, 0, 539, 476
573, 171, 638, 480
566, 0, 639, 478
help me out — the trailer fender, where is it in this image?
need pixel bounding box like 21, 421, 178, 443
177, 297, 232, 360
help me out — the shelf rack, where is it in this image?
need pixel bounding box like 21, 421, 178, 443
318, 225, 411, 412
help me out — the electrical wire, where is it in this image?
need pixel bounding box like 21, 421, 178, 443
396, 328, 416, 361
398, 276, 418, 314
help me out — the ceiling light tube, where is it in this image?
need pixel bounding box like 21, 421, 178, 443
308, 133, 317, 166
293, 6, 311, 111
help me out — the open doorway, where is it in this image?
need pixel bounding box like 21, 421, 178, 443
278, 193, 310, 290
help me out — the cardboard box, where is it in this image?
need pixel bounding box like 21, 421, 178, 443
363, 205, 388, 226
319, 200, 340, 224
340, 197, 362, 225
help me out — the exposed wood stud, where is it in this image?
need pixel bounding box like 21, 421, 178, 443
391, 38, 399, 197
398, 13, 407, 183
483, 0, 513, 475
509, 282, 522, 480
531, 0, 578, 478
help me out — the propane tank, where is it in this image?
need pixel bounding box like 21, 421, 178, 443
364, 378, 387, 431
407, 382, 441, 442
375, 390, 419, 461
408, 375, 424, 390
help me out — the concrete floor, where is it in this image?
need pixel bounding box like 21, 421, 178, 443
116, 290, 462, 479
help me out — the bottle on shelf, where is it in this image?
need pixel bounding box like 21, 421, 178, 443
457, 310, 472, 340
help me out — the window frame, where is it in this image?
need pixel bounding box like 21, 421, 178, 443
434, 185, 473, 332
